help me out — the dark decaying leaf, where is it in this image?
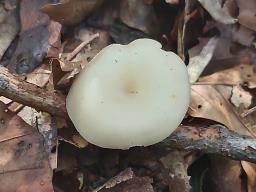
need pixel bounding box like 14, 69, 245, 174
120, 0, 159, 37
0, 101, 53, 192
205, 156, 244, 192
110, 22, 149, 44
7, 0, 61, 74
8, 24, 50, 74
160, 151, 191, 192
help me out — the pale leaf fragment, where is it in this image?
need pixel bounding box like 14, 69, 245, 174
197, 0, 237, 24
187, 37, 218, 83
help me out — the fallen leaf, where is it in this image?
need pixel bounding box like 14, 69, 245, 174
206, 156, 243, 192
58, 126, 88, 148
197, 0, 237, 24
198, 63, 256, 88
160, 151, 191, 192
87, 1, 120, 28
187, 37, 219, 83
241, 161, 256, 192
41, 0, 104, 26
25, 64, 51, 87
0, 0, 19, 60
236, 0, 256, 31
8, 101, 23, 113
233, 25, 255, 47
120, 0, 159, 36
189, 85, 251, 136
7, 0, 61, 74
18, 106, 58, 169
110, 22, 149, 44
0, 101, 54, 192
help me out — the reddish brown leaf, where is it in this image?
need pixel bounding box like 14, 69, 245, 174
0, 102, 53, 192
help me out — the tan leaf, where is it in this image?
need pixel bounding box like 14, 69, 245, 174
236, 0, 256, 31
198, 64, 256, 88
241, 161, 256, 192
189, 85, 251, 136
0, 102, 53, 192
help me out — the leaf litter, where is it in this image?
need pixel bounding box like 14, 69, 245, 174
0, 0, 256, 191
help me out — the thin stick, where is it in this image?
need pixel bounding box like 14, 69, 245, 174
66, 33, 100, 61
0, 67, 67, 118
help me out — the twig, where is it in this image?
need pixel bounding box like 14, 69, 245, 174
241, 106, 256, 117
0, 67, 67, 118
161, 124, 256, 163
65, 33, 99, 61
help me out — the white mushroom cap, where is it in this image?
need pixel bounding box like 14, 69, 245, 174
66, 38, 190, 149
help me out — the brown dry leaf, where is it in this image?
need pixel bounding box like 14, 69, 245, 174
198, 63, 256, 88
206, 156, 244, 192
72, 135, 88, 148
47, 21, 62, 58
160, 151, 191, 192
25, 64, 51, 87
58, 126, 88, 148
189, 85, 251, 136
41, 0, 104, 26
233, 25, 255, 47
241, 161, 256, 192
0, 102, 53, 192
0, 0, 19, 60
8, 101, 23, 113
197, 0, 237, 24
17, 106, 58, 169
236, 0, 256, 31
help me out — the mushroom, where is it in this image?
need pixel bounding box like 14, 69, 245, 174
66, 38, 190, 149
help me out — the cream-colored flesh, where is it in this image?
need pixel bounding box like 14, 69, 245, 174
66, 39, 190, 149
